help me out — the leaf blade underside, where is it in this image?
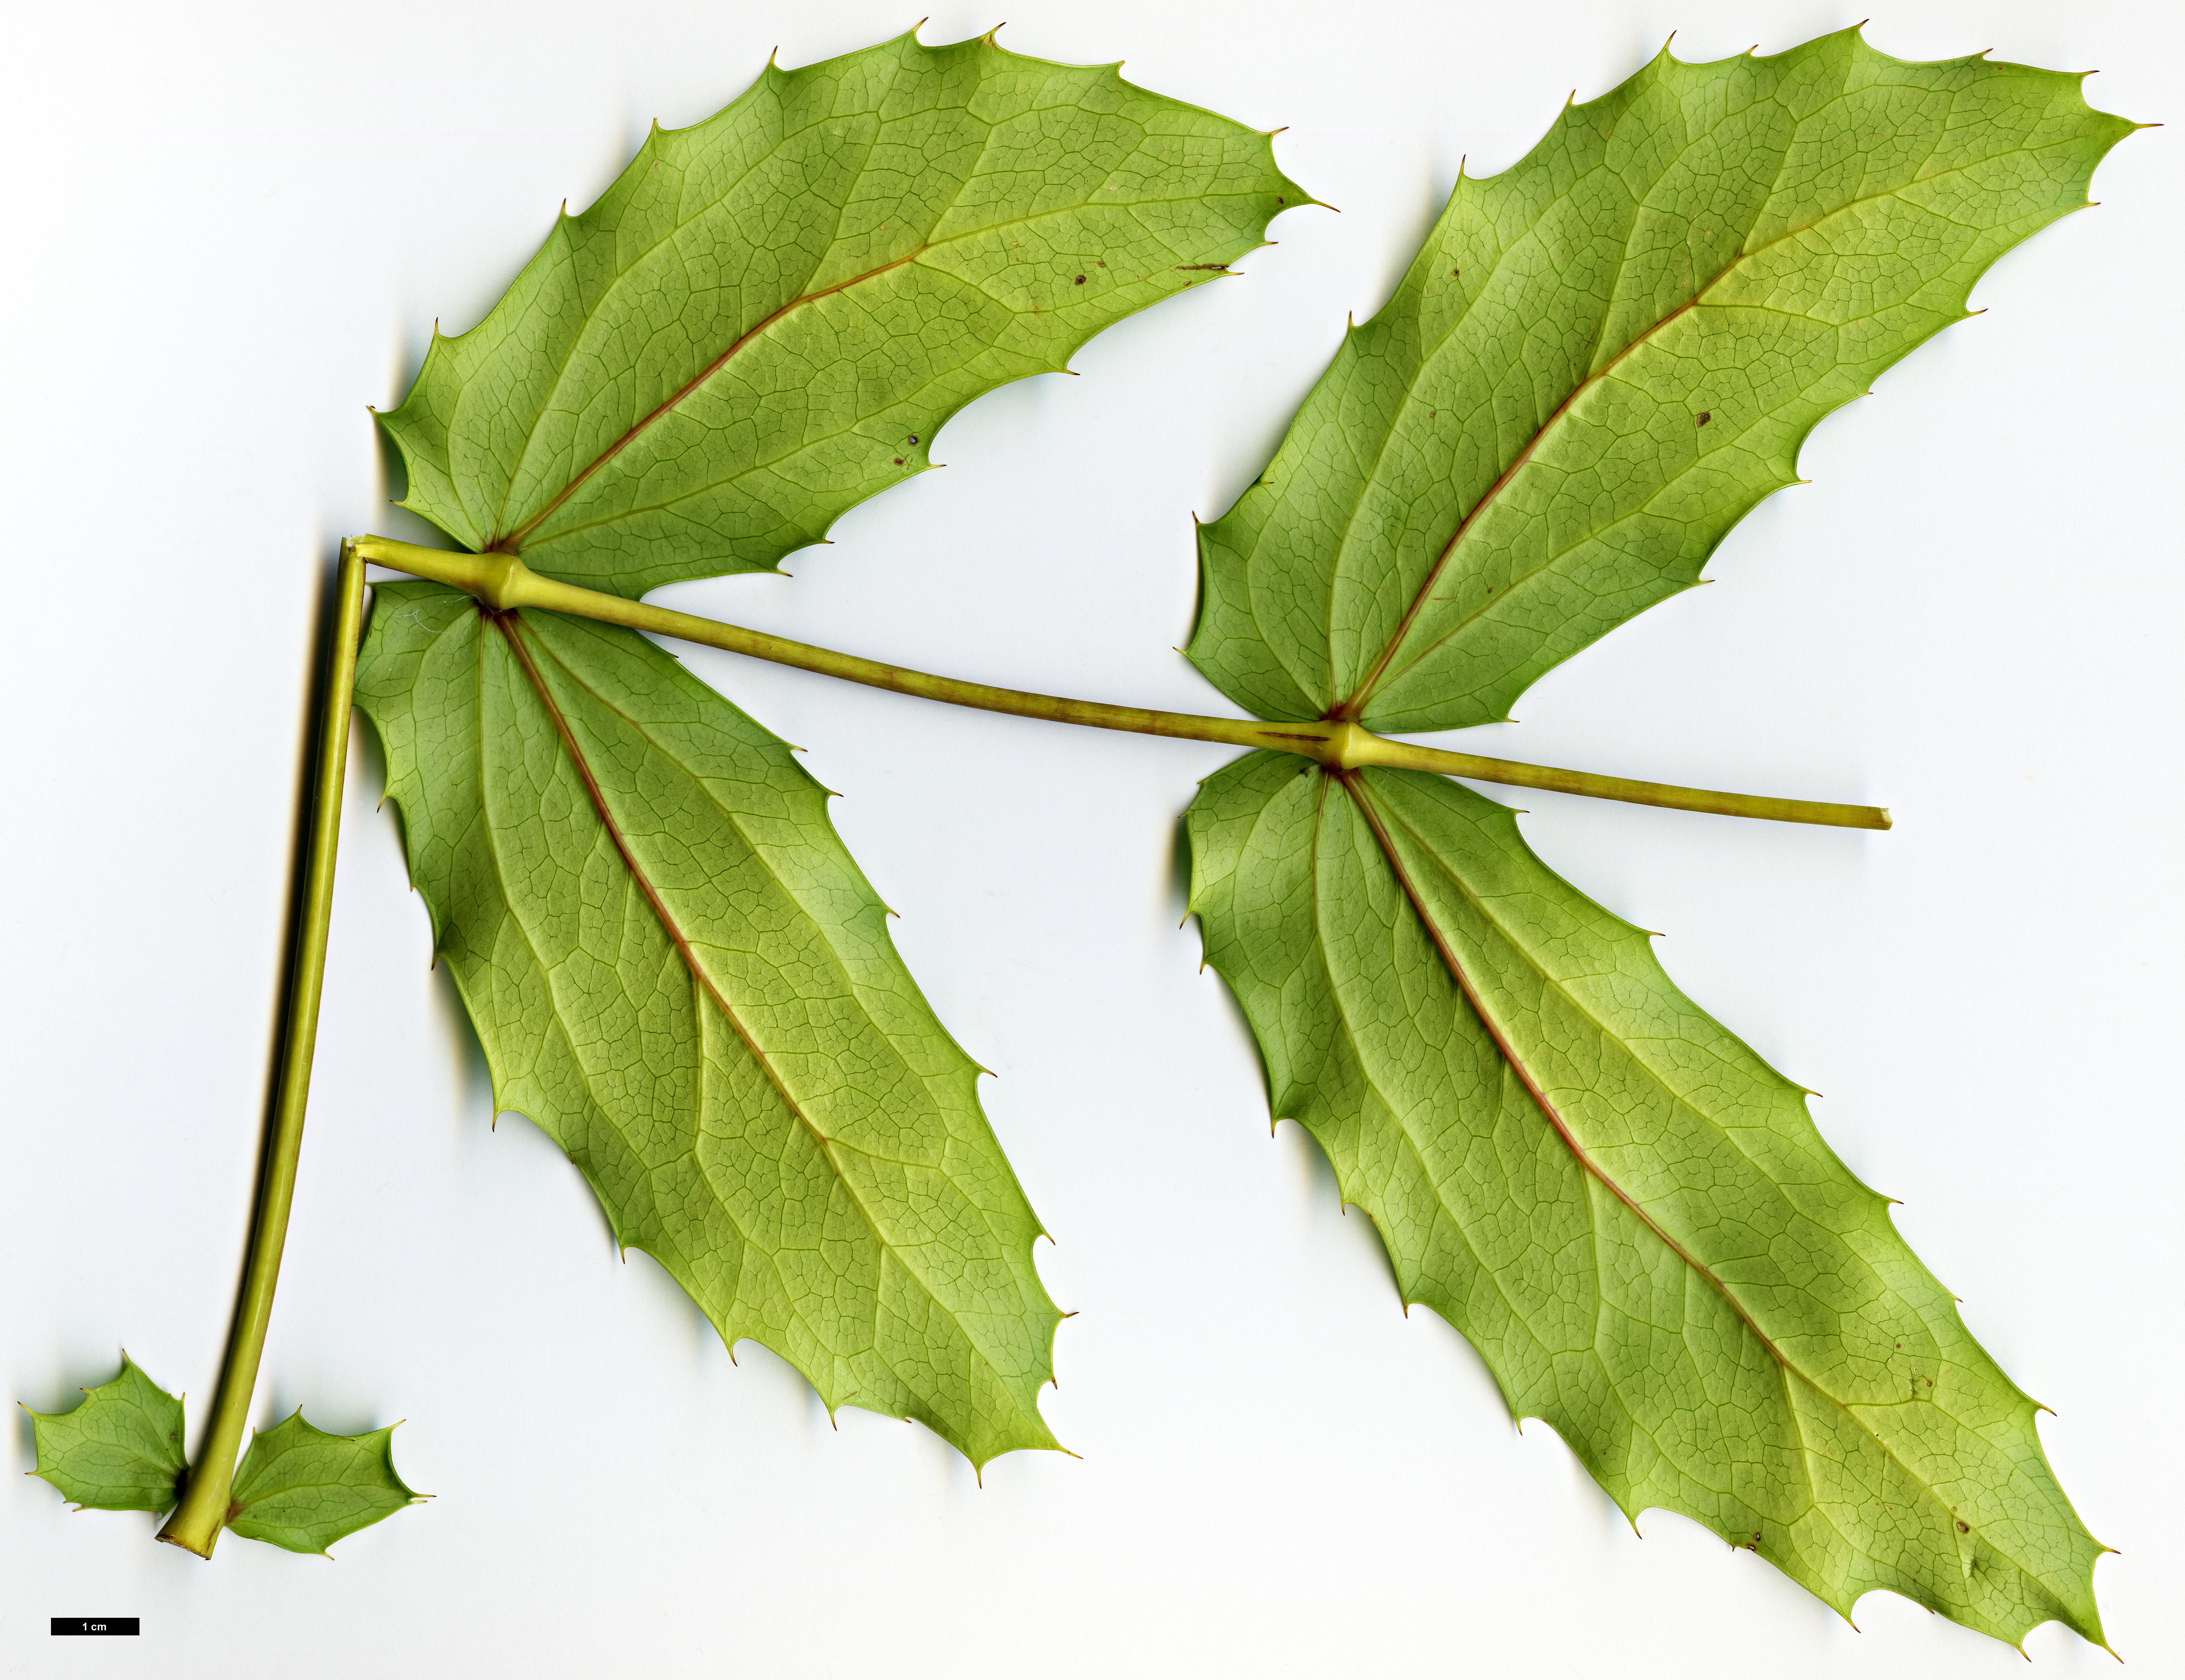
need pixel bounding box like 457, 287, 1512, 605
1187, 30, 2134, 732
1181, 33, 2128, 1642
225, 1413, 423, 1555
1186, 753, 2105, 1646
355, 583, 1061, 1466
381, 27, 1305, 598
27, 1357, 187, 1514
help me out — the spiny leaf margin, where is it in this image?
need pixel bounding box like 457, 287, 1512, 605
380, 25, 1309, 598
1185, 752, 2109, 1648
225, 1412, 425, 1555
25, 1356, 186, 1515
355, 582, 1063, 1468
1188, 28, 2136, 733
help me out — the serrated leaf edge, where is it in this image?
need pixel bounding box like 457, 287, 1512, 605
377, 25, 1309, 582
376, 599, 1064, 1466
1324, 767, 2108, 1649
225, 1410, 429, 1558
22, 1353, 187, 1517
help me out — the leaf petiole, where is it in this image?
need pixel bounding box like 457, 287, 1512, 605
354, 536, 1889, 831
158, 540, 368, 1557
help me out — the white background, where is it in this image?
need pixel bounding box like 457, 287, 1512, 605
1, 0, 2177, 1674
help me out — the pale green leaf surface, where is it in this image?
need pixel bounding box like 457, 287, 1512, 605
380, 28, 1304, 597
224, 1413, 422, 1555
1188, 31, 2134, 731
26, 1357, 185, 1514
355, 583, 1061, 1466
1186, 752, 2105, 1645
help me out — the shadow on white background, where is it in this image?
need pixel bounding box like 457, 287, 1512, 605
0, 0, 2175, 1673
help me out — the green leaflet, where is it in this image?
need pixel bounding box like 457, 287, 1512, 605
1188, 31, 2135, 732
353, 28, 1304, 1468
355, 584, 1060, 1466
226, 1413, 424, 1555
27, 1359, 418, 1553
381, 28, 1303, 598
27, 1357, 186, 1514
1179, 33, 2130, 1646
1185, 755, 2105, 1646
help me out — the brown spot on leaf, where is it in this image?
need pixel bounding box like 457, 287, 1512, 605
1956, 1520, 1970, 1533
1074, 274, 1086, 284
893, 458, 904, 466
1696, 411, 1712, 427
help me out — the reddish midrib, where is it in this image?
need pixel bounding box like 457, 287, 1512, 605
1338, 767, 2059, 1579
1333, 769, 1808, 1376
1331, 287, 1709, 720
495, 609, 1060, 1433
1338, 766, 2070, 1581
1334, 159, 1983, 720
495, 188, 1258, 557
496, 246, 927, 553
490, 610, 846, 1168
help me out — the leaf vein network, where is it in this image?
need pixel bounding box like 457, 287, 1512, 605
495, 611, 1031, 1394
1346, 132, 2037, 714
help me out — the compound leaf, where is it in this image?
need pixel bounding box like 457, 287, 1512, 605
381, 27, 1304, 598
225, 1412, 423, 1555
1182, 33, 2128, 1647
1188, 30, 2134, 732
355, 584, 1061, 1466
26, 1357, 186, 1514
